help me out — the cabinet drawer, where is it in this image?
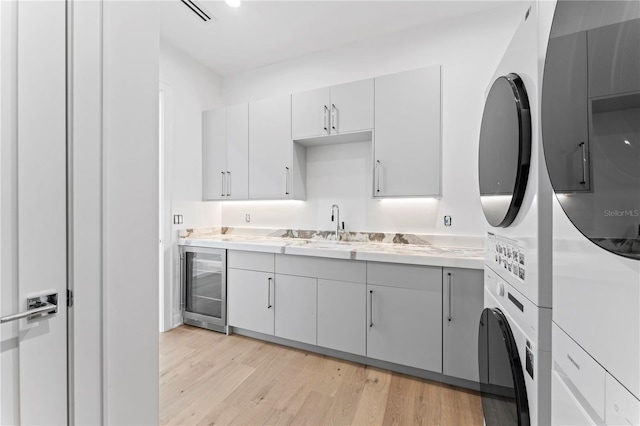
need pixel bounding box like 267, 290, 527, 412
275, 254, 365, 283
553, 323, 606, 421
367, 262, 441, 290
228, 250, 274, 272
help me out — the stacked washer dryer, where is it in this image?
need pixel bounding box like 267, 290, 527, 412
477, 3, 553, 425
541, 1, 640, 424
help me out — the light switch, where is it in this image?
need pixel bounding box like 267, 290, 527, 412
444, 215, 452, 227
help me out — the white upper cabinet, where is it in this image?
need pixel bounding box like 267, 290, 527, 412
292, 87, 331, 139
249, 95, 306, 200
330, 79, 374, 135
226, 103, 249, 200
292, 79, 374, 140
202, 108, 227, 201
202, 105, 249, 200
374, 66, 441, 197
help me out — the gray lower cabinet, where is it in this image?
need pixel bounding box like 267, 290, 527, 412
366, 263, 442, 372
227, 251, 276, 335
227, 250, 481, 384
317, 279, 366, 356
227, 268, 275, 335
442, 267, 484, 382
274, 274, 317, 345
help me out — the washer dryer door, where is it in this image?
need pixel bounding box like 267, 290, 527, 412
542, 0, 640, 259
478, 308, 530, 426
478, 74, 531, 228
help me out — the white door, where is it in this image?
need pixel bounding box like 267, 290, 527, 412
330, 79, 374, 135
367, 284, 441, 372
202, 108, 227, 200
1, 1, 68, 424
374, 66, 441, 197
248, 95, 292, 200
274, 274, 317, 345
227, 268, 275, 335
226, 103, 249, 200
291, 86, 331, 139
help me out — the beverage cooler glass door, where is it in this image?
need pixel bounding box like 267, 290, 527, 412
183, 247, 227, 332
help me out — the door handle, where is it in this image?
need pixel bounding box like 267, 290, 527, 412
221, 171, 226, 197
323, 105, 329, 134
285, 167, 290, 196
226, 171, 231, 197
180, 254, 185, 310
267, 277, 273, 309
331, 104, 337, 132
375, 160, 381, 194
1, 293, 58, 324
369, 290, 373, 327
579, 142, 587, 185
447, 272, 452, 322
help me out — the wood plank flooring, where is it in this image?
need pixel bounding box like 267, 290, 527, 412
160, 325, 483, 425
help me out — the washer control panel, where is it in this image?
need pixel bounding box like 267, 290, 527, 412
487, 233, 526, 283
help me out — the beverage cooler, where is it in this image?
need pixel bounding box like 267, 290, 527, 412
180, 246, 227, 333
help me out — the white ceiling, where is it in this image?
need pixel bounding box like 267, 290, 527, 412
159, 1, 511, 76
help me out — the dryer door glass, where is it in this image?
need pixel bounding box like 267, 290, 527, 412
542, 0, 640, 259
478, 308, 530, 426
479, 74, 532, 227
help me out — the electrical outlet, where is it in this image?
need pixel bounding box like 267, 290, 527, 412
444, 215, 452, 227
173, 214, 183, 225
245, 214, 250, 223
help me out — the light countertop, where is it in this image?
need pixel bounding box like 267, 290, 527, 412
179, 228, 485, 270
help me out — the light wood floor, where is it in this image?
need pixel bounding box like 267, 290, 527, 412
160, 325, 483, 426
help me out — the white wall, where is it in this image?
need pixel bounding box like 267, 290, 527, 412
221, 3, 528, 236
159, 41, 223, 329
160, 40, 223, 230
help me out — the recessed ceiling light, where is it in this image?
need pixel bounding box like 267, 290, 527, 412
225, 0, 241, 8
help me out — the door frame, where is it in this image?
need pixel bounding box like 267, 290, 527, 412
159, 81, 175, 332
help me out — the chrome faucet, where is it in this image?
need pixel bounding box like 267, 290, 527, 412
330, 204, 344, 241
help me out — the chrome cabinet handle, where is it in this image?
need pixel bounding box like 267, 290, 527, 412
323, 105, 329, 134
447, 272, 452, 322
331, 104, 337, 132
285, 167, 290, 196
180, 254, 185, 310
375, 160, 381, 194
369, 290, 373, 327
267, 277, 273, 309
1, 293, 58, 324
226, 171, 231, 196
221, 171, 226, 197
579, 142, 587, 185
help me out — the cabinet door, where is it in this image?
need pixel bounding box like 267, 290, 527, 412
317, 279, 366, 356
274, 274, 317, 345
330, 79, 374, 135
249, 95, 292, 199
292, 87, 331, 140
542, 31, 590, 192
367, 284, 442, 372
374, 66, 441, 197
588, 19, 640, 98
227, 268, 274, 335
202, 108, 227, 200
226, 103, 249, 200
442, 268, 484, 382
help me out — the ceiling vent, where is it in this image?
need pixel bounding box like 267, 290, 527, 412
180, 0, 215, 23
